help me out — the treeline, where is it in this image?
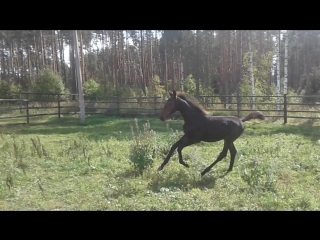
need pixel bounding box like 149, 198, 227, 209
0, 30, 320, 100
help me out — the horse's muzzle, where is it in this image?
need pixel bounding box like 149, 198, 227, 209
160, 116, 165, 121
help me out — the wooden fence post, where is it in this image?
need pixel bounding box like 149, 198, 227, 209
19, 94, 22, 113
154, 95, 157, 115
283, 94, 287, 124
117, 96, 120, 115
236, 94, 240, 118
235, 83, 241, 118
26, 100, 29, 124
58, 94, 61, 119
26, 92, 30, 124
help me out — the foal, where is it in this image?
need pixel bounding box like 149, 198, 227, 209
159, 90, 265, 176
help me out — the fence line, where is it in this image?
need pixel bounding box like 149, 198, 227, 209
1, 92, 320, 124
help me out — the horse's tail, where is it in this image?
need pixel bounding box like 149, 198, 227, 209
241, 111, 265, 122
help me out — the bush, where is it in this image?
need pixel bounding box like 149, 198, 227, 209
0, 80, 21, 99
184, 74, 197, 96
83, 79, 103, 97
150, 75, 166, 98
241, 51, 278, 107
32, 69, 67, 101
113, 86, 141, 98
240, 159, 277, 193
129, 119, 157, 175
300, 67, 320, 103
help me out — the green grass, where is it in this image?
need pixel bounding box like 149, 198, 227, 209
1, 115, 320, 210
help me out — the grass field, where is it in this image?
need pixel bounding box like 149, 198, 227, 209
1, 115, 320, 210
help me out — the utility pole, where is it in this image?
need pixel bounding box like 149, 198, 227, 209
180, 46, 184, 91
73, 30, 86, 123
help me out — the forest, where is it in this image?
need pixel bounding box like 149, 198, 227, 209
0, 30, 319, 103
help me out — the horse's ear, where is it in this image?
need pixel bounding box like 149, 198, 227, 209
173, 90, 177, 99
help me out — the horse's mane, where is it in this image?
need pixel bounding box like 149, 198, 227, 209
177, 92, 208, 115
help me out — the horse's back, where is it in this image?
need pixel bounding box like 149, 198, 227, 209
201, 115, 244, 142
207, 115, 244, 130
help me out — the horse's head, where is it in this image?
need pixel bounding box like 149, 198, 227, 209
160, 90, 179, 121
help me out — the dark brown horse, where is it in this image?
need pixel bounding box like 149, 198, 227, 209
159, 90, 265, 177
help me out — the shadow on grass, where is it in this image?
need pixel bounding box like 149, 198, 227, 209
243, 120, 320, 142
147, 169, 218, 192
2, 115, 320, 143
116, 168, 143, 179
116, 164, 234, 193
0, 115, 184, 140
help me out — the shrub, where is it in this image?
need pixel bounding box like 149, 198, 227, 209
300, 67, 320, 103
150, 75, 166, 98
240, 159, 277, 193
183, 74, 197, 96
32, 69, 67, 101
0, 80, 21, 99
129, 119, 157, 175
83, 79, 103, 97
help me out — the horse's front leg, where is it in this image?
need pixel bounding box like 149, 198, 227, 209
177, 135, 199, 168
157, 135, 184, 171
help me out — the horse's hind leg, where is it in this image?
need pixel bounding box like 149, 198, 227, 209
201, 140, 230, 177
227, 127, 243, 172
227, 142, 237, 172
177, 136, 199, 168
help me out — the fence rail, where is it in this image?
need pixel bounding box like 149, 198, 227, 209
0, 92, 320, 124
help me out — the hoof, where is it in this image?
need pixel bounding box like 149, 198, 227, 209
180, 162, 190, 168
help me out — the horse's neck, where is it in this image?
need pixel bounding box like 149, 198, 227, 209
178, 98, 196, 124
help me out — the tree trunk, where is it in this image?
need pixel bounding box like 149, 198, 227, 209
119, 31, 124, 86
196, 30, 200, 97
227, 30, 231, 103
78, 30, 86, 83
140, 30, 146, 95
10, 41, 15, 80
101, 30, 107, 92
248, 31, 255, 110
42, 31, 47, 66
276, 30, 281, 111
110, 31, 114, 87
58, 30, 67, 84
51, 30, 56, 72
20, 41, 24, 84
33, 30, 39, 76
113, 31, 118, 88
54, 31, 60, 73
180, 46, 184, 91
164, 37, 168, 91
122, 31, 126, 86
149, 30, 154, 83
205, 31, 210, 89
284, 30, 288, 95
39, 30, 45, 67
27, 47, 32, 84
70, 31, 77, 98
15, 42, 20, 83
1, 40, 6, 81
125, 30, 130, 86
